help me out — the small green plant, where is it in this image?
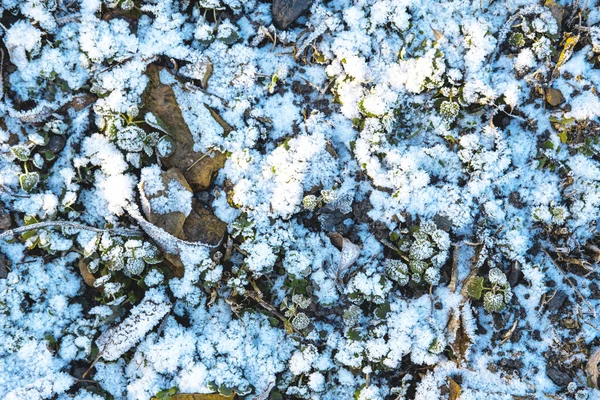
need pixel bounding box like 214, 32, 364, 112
154, 386, 178, 400
467, 267, 512, 313
385, 221, 450, 286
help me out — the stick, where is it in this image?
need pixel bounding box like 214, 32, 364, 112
0, 221, 143, 241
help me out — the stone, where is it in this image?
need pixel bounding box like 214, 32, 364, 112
546, 290, 567, 311
0, 206, 11, 231
545, 0, 564, 33
183, 199, 227, 247
45, 135, 66, 154
272, 0, 312, 30
0, 253, 10, 279
142, 64, 227, 191
546, 367, 571, 387
546, 88, 565, 107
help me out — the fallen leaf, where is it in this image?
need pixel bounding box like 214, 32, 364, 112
448, 376, 461, 400
151, 394, 235, 400
78, 257, 96, 287
339, 237, 360, 276
432, 28, 445, 41
586, 347, 600, 388
142, 65, 227, 191
205, 104, 234, 135
552, 33, 579, 80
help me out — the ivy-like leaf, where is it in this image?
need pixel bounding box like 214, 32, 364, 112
20, 172, 40, 192
467, 276, 484, 300
12, 145, 31, 161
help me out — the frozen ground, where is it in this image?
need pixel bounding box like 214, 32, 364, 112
1, 0, 600, 399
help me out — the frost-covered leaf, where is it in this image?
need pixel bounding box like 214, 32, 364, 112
96, 288, 171, 361
11, 145, 31, 161
19, 172, 40, 192
338, 237, 360, 275
483, 292, 506, 313
157, 136, 174, 158
116, 126, 146, 152
151, 393, 235, 400
467, 276, 484, 300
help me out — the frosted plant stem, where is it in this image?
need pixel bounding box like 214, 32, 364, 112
0, 221, 143, 241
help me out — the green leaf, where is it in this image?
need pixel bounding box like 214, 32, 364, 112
44, 150, 56, 161
558, 131, 568, 144
218, 385, 234, 397
20, 172, 40, 192
375, 301, 391, 319
467, 276, 484, 300
11, 145, 31, 161
542, 140, 554, 150
347, 328, 362, 341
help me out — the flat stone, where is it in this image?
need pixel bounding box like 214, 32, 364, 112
272, 0, 312, 30
0, 253, 10, 279
45, 135, 66, 154
546, 367, 571, 387
547, 290, 567, 311
546, 88, 566, 107
0, 207, 11, 231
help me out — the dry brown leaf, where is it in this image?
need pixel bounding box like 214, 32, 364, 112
78, 257, 96, 287
205, 104, 234, 135
432, 28, 445, 41
449, 311, 473, 366
586, 348, 600, 388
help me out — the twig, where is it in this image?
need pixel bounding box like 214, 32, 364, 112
0, 221, 143, 241
186, 146, 215, 171
81, 353, 102, 379
544, 249, 597, 317
448, 243, 461, 293
499, 319, 519, 346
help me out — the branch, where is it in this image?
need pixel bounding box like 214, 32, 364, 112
0, 221, 143, 241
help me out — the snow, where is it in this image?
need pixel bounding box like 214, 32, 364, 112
2, 0, 600, 399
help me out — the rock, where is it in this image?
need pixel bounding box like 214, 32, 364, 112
0, 206, 11, 231
499, 358, 523, 371
141, 167, 192, 239
142, 64, 227, 191
547, 290, 567, 311
0, 253, 10, 279
546, 88, 565, 107
272, 0, 312, 30
545, 0, 564, 33
45, 135, 66, 154
183, 199, 227, 247
546, 367, 571, 387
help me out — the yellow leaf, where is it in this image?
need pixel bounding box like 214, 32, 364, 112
151, 394, 236, 400
552, 34, 579, 79
448, 377, 461, 400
